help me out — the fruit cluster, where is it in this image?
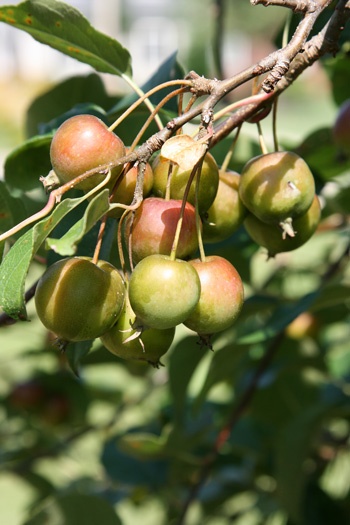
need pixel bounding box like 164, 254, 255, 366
34, 114, 321, 366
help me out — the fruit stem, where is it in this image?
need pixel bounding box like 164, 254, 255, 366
130, 86, 188, 150
257, 121, 269, 155
195, 164, 206, 263
110, 76, 193, 133
164, 163, 173, 201
220, 124, 242, 173
92, 215, 108, 265
169, 158, 204, 261
213, 91, 274, 121
117, 209, 131, 278
272, 96, 280, 152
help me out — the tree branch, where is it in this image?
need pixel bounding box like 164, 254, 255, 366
250, 0, 318, 13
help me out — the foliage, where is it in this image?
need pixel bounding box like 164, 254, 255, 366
0, 1, 349, 525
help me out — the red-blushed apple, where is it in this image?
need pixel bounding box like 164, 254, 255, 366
128, 197, 200, 263
50, 114, 125, 191
184, 255, 244, 336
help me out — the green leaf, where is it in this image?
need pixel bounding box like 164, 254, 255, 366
118, 432, 167, 460
194, 343, 248, 412
236, 291, 320, 345
102, 435, 168, 488
312, 282, 350, 312
4, 134, 52, 192
0, 193, 92, 320
296, 128, 350, 181
0, 181, 27, 257
26, 73, 118, 137
65, 339, 94, 377
324, 51, 350, 106
46, 189, 110, 256
0, 0, 132, 77
110, 52, 185, 115
23, 492, 122, 525
275, 385, 350, 523
168, 335, 208, 424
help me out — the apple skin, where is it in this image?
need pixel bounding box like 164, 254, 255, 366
332, 99, 350, 154
152, 152, 219, 214
239, 151, 315, 225
35, 257, 125, 342
50, 114, 125, 191
101, 294, 175, 367
244, 194, 321, 257
184, 255, 244, 335
202, 170, 247, 243
129, 197, 200, 263
128, 254, 201, 330
108, 154, 154, 218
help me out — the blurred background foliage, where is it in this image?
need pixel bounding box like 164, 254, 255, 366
0, 1, 349, 524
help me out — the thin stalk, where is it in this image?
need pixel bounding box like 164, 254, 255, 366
130, 86, 188, 150
110, 77, 193, 133
195, 161, 206, 263
257, 121, 269, 154
117, 209, 131, 278
92, 215, 108, 265
220, 124, 242, 173
169, 160, 204, 261
213, 91, 274, 121
272, 96, 280, 151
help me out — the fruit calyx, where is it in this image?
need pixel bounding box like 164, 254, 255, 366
279, 217, 296, 239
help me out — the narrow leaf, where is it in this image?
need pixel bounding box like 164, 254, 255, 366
0, 0, 132, 77
46, 189, 110, 256
0, 194, 91, 319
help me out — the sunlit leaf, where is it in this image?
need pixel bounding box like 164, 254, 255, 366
23, 492, 122, 525
0, 193, 92, 319
45, 189, 110, 256
26, 73, 118, 137
0, 0, 132, 77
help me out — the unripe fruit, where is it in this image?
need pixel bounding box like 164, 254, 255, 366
239, 151, 315, 236
108, 153, 154, 218
332, 99, 350, 154
202, 170, 247, 243
35, 257, 125, 342
129, 197, 199, 263
101, 294, 175, 367
50, 114, 125, 191
286, 312, 319, 340
184, 256, 244, 335
244, 194, 321, 257
128, 254, 201, 329
152, 151, 219, 214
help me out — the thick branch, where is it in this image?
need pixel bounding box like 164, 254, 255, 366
211, 0, 350, 145
250, 0, 318, 13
